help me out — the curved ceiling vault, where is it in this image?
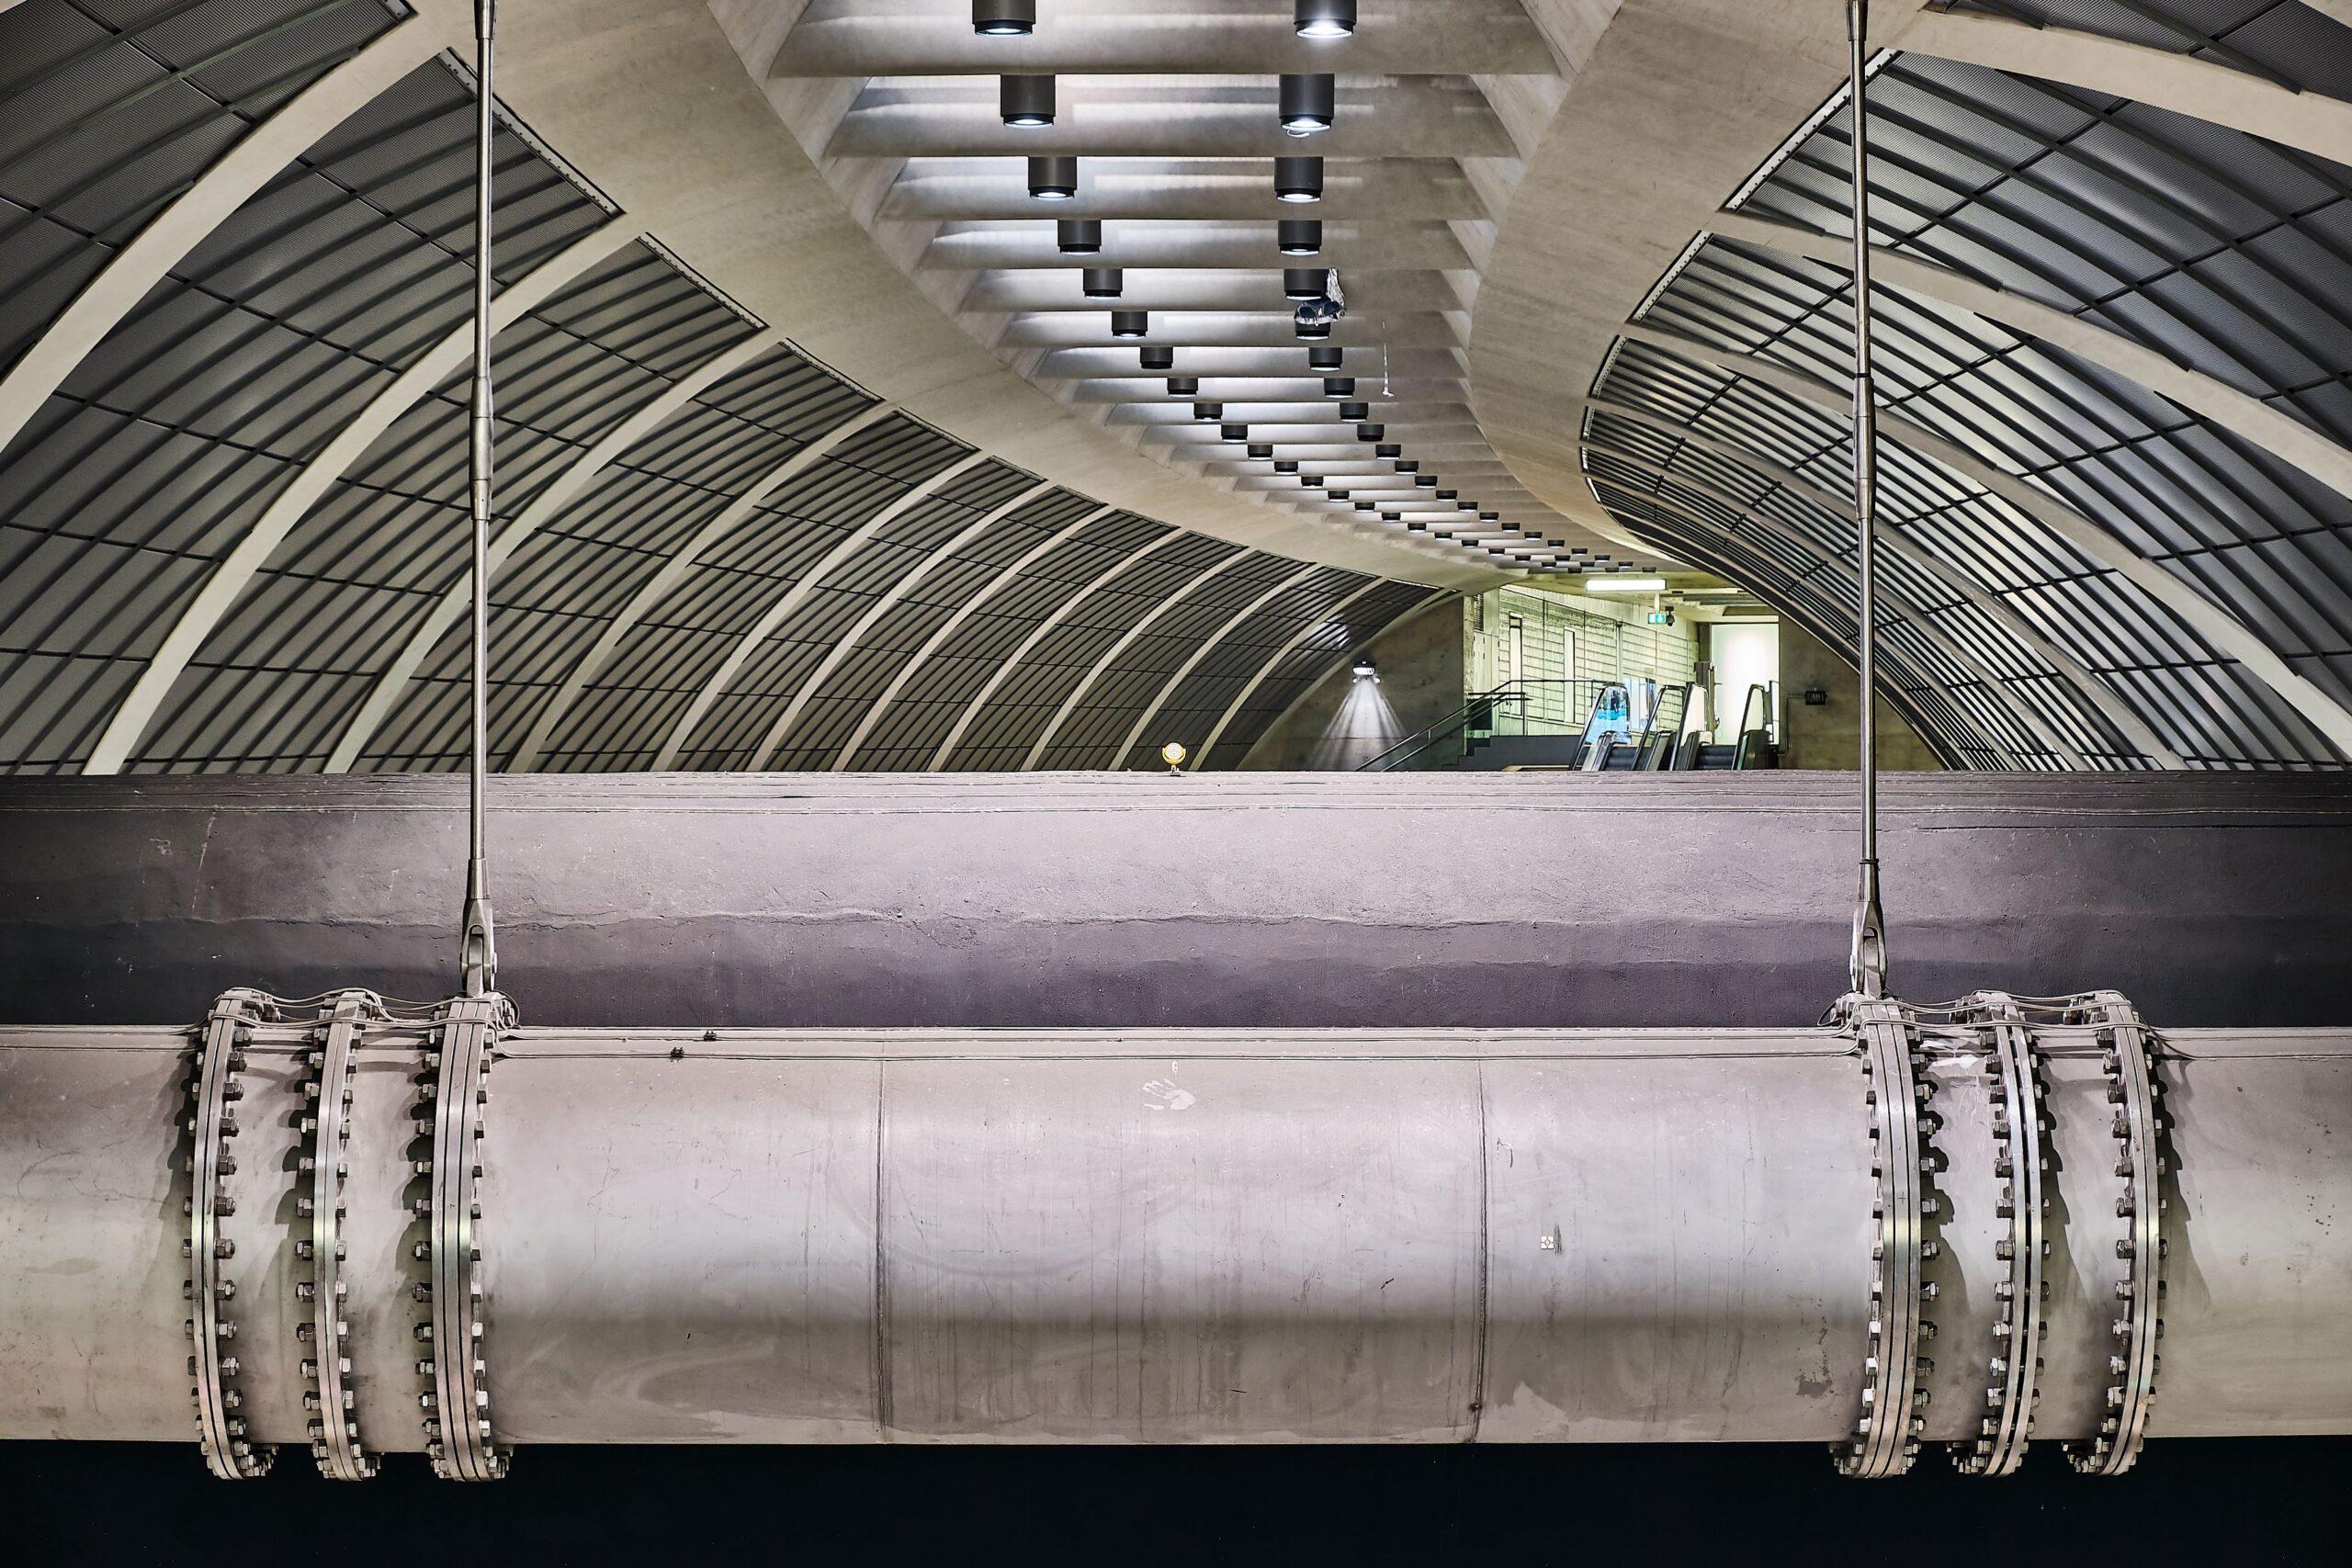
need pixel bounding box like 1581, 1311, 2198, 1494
7, 0, 2352, 776
0, 0, 1470, 775
1472, 0, 2352, 771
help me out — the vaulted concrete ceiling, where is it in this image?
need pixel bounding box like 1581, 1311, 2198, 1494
740, 0, 1643, 571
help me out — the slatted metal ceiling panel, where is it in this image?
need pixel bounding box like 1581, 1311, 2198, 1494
1139, 564, 1371, 767
1946, 1, 2352, 96
843, 510, 1171, 770
0, 0, 410, 376
1730, 52, 2352, 725
0, 53, 611, 773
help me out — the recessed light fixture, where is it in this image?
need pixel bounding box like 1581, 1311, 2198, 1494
1194, 401, 1224, 421
1084, 267, 1124, 299
1001, 74, 1055, 128
1029, 155, 1078, 200
1278, 219, 1323, 255
1339, 403, 1370, 423
1140, 346, 1174, 372
1295, 2, 1356, 41
1283, 268, 1329, 300
975, 2, 1035, 36
1280, 73, 1335, 137
1110, 309, 1148, 338
1274, 155, 1323, 203
1167, 376, 1200, 396
1248, 443, 1273, 458
1057, 219, 1102, 254
1585, 576, 1668, 592
1307, 346, 1343, 372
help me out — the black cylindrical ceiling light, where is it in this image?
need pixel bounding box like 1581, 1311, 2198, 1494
1167, 376, 1200, 396
1274, 155, 1323, 203
1193, 400, 1223, 421
1001, 74, 1055, 128
1382, 511, 1400, 522
1274, 459, 1299, 473
1323, 377, 1355, 398
1296, 2, 1357, 41
1280, 74, 1336, 137
1436, 489, 1457, 501
1416, 474, 1438, 487
1407, 521, 1427, 532
1248, 442, 1273, 459
1295, 317, 1331, 340
1283, 268, 1329, 299
1029, 155, 1078, 200
1057, 219, 1102, 254
1221, 423, 1250, 444
1307, 345, 1343, 371
1394, 458, 1419, 473
1354, 501, 1375, 512
1140, 346, 1174, 372
1458, 500, 1478, 511
975, 1, 1036, 34
1110, 309, 1149, 338
1278, 219, 1323, 255
1338, 402, 1370, 423
1481, 511, 1501, 522
1083, 267, 1125, 298
1356, 422, 1383, 441
1375, 442, 1401, 458
1304, 474, 1324, 486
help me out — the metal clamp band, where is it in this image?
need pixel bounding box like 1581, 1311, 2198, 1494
1835, 994, 1937, 1478
2067, 990, 2166, 1475
1952, 991, 2048, 1475
416, 992, 513, 1481
185, 987, 276, 1479
300, 990, 385, 1480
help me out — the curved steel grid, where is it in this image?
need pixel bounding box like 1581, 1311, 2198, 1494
1942, 1, 2352, 97
0, 0, 409, 377
0, 54, 612, 773
0, 10, 1430, 774
1200, 579, 1443, 771
1724, 49, 2352, 756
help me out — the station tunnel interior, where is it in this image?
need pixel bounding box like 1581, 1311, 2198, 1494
1, 1, 2348, 1556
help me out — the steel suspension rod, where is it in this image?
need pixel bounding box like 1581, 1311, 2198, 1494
1846, 0, 1887, 999
458, 0, 499, 998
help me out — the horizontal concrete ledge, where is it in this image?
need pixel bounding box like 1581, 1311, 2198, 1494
4, 773, 2346, 1032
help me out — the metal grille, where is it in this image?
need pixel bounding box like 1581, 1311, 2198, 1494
0, 0, 409, 377
0, 54, 610, 773
1942, 1, 2352, 97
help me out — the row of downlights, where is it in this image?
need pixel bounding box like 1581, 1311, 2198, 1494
971, 2, 1558, 561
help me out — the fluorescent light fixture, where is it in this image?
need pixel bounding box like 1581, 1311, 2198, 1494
1585, 576, 1668, 593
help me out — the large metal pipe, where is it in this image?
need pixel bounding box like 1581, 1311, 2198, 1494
5, 773, 2350, 1029
5, 1008, 2347, 1457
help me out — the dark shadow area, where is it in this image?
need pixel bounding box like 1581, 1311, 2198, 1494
7, 1438, 2339, 1562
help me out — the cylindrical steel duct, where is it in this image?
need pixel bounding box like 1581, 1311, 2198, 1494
5, 996, 2346, 1463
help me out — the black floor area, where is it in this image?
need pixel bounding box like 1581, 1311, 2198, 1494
8, 1437, 2338, 1562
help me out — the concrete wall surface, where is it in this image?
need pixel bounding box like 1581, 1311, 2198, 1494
1, 772, 2344, 1030
1779, 621, 1943, 770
